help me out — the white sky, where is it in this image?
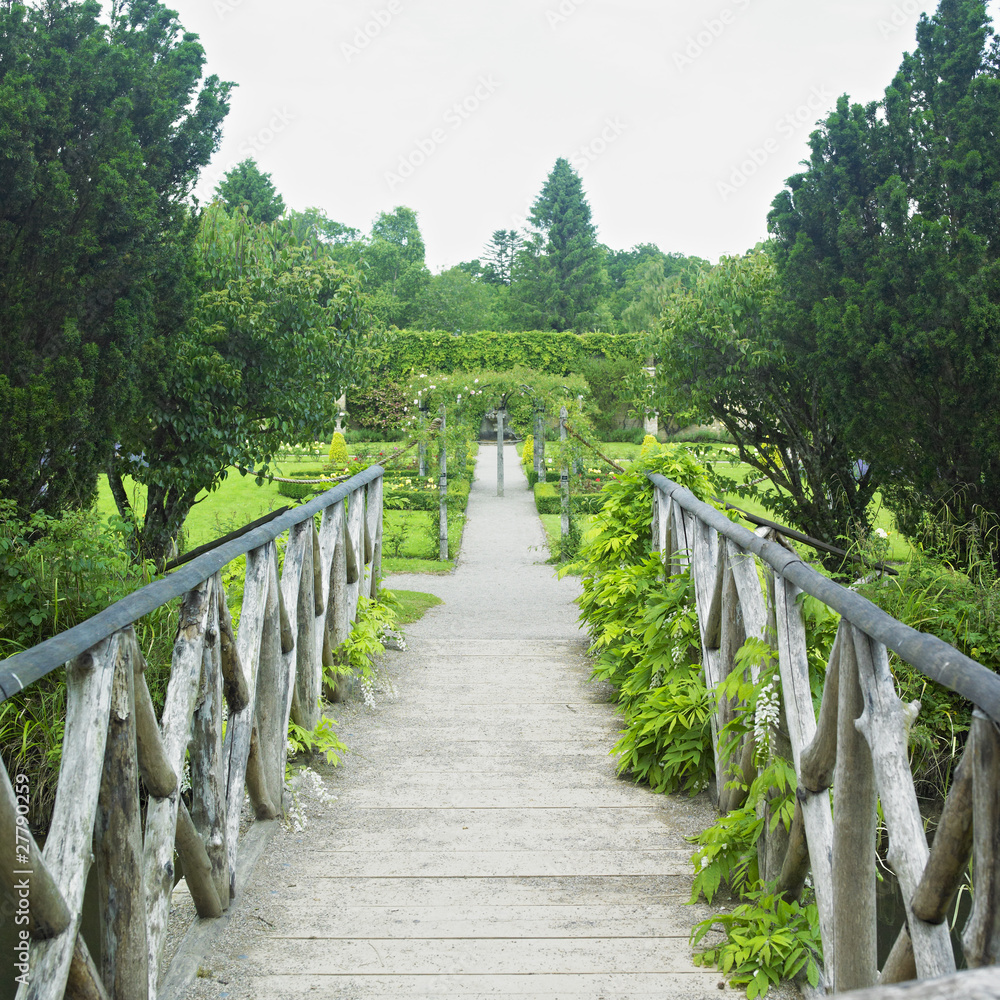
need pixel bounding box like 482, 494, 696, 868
169, 0, 1000, 272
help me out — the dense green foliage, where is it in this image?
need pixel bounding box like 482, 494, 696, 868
574, 445, 719, 795
648, 250, 876, 555
0, 0, 231, 516
214, 157, 285, 224
374, 329, 642, 377
109, 203, 377, 562
767, 0, 1000, 558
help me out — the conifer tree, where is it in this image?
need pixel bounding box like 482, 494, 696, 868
514, 159, 609, 331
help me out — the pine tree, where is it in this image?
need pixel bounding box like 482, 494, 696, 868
215, 158, 285, 224
514, 159, 609, 331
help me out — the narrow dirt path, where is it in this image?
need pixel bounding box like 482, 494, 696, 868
179, 445, 749, 999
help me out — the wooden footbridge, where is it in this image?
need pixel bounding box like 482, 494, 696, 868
1, 446, 999, 999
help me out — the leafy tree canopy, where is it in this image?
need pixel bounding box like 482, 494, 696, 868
111, 204, 379, 562
0, 0, 231, 515
648, 249, 877, 556
361, 206, 431, 328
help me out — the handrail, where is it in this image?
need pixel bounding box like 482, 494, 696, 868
0, 465, 384, 703
0, 463, 385, 999
646, 470, 1000, 993
649, 473, 1000, 723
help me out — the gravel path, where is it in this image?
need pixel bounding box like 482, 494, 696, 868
175, 445, 799, 999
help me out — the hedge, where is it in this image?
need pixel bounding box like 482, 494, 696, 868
533, 482, 605, 516
377, 330, 643, 378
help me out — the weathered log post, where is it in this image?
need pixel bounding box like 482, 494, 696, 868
94, 635, 149, 999
439, 406, 448, 560
833, 625, 877, 992
559, 406, 569, 549
534, 405, 545, 482
962, 709, 1000, 966
496, 408, 505, 497
418, 404, 427, 477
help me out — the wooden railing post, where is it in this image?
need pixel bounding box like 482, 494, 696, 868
559, 406, 568, 544
497, 408, 505, 498
439, 406, 448, 561
962, 709, 1000, 966
832, 625, 877, 992
95, 633, 149, 1000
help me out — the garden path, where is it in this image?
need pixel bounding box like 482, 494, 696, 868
180, 445, 731, 999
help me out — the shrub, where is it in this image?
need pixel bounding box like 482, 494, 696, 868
277, 481, 316, 500
328, 432, 350, 468
640, 433, 659, 457
533, 482, 603, 516
522, 435, 534, 471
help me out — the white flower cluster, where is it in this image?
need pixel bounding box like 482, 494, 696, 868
283, 766, 338, 834
754, 680, 781, 759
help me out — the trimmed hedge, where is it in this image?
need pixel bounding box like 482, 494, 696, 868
533, 482, 605, 516
378, 330, 642, 378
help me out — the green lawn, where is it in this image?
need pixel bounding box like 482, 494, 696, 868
388, 589, 443, 624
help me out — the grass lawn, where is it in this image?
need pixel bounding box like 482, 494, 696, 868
388, 589, 443, 624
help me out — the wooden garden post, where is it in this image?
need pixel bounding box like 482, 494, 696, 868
560, 406, 569, 548
438, 406, 448, 561
418, 405, 427, 477
497, 408, 505, 497
534, 405, 545, 481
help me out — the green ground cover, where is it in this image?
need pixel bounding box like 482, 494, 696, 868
389, 589, 444, 624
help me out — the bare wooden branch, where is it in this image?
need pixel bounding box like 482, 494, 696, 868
20, 636, 118, 1000
0, 761, 69, 941
911, 740, 974, 924
65, 934, 110, 1000
174, 799, 222, 920
312, 523, 324, 617
245, 724, 278, 820
961, 710, 1000, 967
346, 488, 365, 625
703, 545, 727, 651
190, 582, 231, 910
719, 731, 757, 816
774, 577, 836, 962
879, 924, 917, 985
254, 547, 292, 818
284, 522, 319, 730
369, 476, 383, 598
217, 586, 249, 713
277, 578, 294, 656
833, 967, 1000, 1000
776, 795, 810, 903
222, 544, 272, 892
344, 501, 360, 587
800, 621, 845, 793
834, 622, 877, 992
143, 579, 214, 995
94, 634, 148, 1000
852, 627, 955, 979
129, 635, 177, 799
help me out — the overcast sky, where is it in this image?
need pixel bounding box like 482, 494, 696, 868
168, 0, 999, 272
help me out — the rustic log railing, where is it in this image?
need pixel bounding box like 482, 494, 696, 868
648, 473, 1000, 997
0, 465, 384, 1000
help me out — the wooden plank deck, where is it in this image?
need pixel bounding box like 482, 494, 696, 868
176, 447, 763, 999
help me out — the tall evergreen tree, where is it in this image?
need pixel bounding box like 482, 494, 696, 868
215, 158, 285, 224
513, 159, 609, 331
362, 206, 431, 328
482, 229, 521, 285
0, 0, 231, 515
768, 0, 1000, 551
